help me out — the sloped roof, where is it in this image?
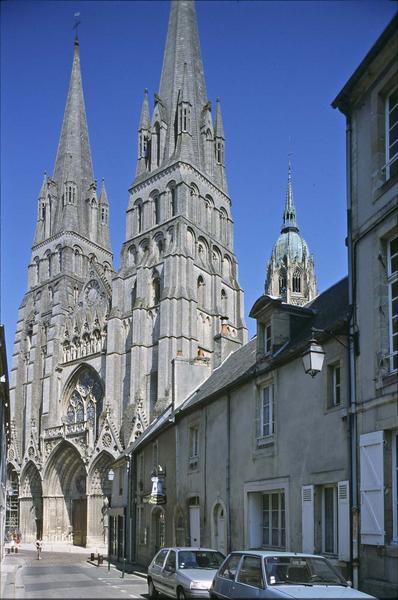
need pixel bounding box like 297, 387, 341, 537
123, 277, 349, 454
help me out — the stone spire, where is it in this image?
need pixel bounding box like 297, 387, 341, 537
281, 160, 298, 232
158, 0, 208, 169
53, 39, 95, 233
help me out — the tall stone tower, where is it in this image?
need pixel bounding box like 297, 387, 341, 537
107, 0, 247, 443
8, 39, 120, 546
266, 162, 317, 305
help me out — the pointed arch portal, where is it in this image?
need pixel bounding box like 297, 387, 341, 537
43, 441, 87, 545
19, 461, 43, 543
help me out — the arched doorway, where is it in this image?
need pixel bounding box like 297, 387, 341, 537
151, 507, 165, 554
174, 506, 186, 547
43, 441, 87, 546
19, 462, 42, 543
212, 502, 227, 555
87, 452, 113, 547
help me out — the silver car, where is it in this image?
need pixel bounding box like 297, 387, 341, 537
210, 551, 377, 599
147, 547, 225, 599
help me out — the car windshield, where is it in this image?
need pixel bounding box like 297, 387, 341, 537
264, 556, 347, 586
178, 550, 224, 570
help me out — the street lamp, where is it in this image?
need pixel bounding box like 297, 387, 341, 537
108, 469, 115, 481
301, 337, 325, 377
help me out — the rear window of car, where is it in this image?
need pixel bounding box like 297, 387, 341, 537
237, 555, 264, 589
154, 549, 168, 567
219, 554, 241, 580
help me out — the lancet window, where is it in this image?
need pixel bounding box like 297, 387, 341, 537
65, 369, 103, 435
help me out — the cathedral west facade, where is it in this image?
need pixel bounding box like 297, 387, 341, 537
7, 0, 314, 547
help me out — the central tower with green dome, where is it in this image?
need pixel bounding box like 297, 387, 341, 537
266, 161, 317, 305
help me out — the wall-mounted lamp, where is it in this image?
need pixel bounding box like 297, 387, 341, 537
108, 469, 115, 482
302, 337, 325, 377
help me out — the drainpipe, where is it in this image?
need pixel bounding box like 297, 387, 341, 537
346, 115, 359, 589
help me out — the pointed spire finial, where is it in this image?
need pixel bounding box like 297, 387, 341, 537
73, 12, 81, 44
281, 158, 298, 232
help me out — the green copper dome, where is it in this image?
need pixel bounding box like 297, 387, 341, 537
272, 229, 309, 264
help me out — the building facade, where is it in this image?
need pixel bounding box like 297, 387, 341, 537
126, 279, 351, 578
332, 15, 398, 599
7, 0, 246, 547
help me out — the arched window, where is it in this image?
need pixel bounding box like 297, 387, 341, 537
293, 271, 302, 293
219, 208, 228, 244
135, 201, 143, 233
74, 248, 82, 275
197, 276, 205, 306
64, 368, 103, 435
153, 194, 160, 225
279, 270, 287, 295
46, 251, 52, 278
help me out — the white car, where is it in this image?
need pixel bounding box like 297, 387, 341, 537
147, 547, 225, 599
210, 551, 376, 599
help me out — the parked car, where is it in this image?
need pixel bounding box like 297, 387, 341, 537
147, 547, 225, 599
210, 551, 377, 599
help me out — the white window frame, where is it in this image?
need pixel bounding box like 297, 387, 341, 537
189, 426, 199, 463
322, 485, 338, 556
393, 431, 398, 543
332, 363, 341, 406
257, 385, 274, 448
244, 478, 290, 550
264, 323, 272, 355
262, 489, 286, 549
385, 87, 398, 180
387, 235, 398, 373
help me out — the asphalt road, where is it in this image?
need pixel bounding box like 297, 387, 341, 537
4, 550, 149, 599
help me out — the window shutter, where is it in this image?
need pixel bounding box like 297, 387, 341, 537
360, 431, 385, 545
337, 480, 350, 561
301, 485, 314, 554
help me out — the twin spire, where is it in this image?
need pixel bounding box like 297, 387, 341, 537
135, 0, 227, 191
34, 38, 111, 251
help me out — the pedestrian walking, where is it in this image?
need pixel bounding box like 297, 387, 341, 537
35, 539, 43, 560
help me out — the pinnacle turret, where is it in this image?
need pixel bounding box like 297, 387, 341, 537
214, 98, 225, 140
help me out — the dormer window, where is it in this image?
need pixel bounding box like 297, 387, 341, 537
264, 323, 272, 355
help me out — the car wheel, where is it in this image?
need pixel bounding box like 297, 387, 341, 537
148, 578, 159, 599
177, 587, 187, 600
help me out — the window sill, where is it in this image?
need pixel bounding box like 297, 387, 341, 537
373, 171, 398, 201
256, 436, 274, 449
381, 370, 398, 388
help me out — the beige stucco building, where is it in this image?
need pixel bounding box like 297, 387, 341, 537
333, 14, 398, 599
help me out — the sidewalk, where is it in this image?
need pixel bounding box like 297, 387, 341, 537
14, 541, 107, 554
0, 551, 26, 599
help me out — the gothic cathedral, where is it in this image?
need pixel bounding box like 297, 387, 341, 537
7, 0, 247, 545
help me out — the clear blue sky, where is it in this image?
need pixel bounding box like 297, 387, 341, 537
1, 0, 396, 362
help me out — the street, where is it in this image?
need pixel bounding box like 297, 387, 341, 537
1, 550, 149, 599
